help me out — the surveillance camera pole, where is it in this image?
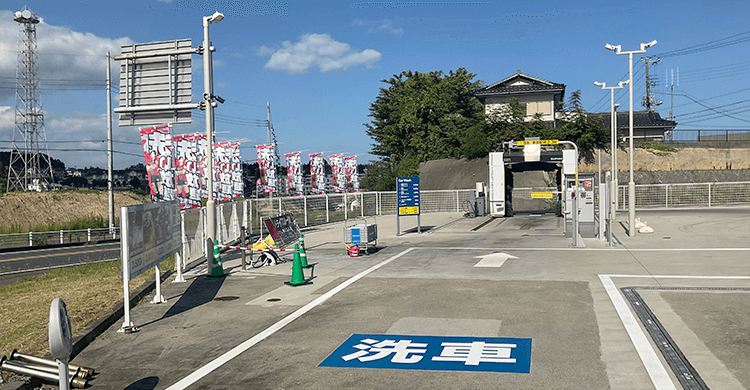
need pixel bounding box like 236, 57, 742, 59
593, 80, 628, 225
605, 40, 656, 237
203, 13, 222, 265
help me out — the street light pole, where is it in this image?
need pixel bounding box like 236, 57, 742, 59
593, 80, 628, 223
605, 40, 656, 237
203, 12, 224, 267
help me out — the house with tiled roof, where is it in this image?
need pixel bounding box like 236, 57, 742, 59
588, 110, 677, 142
473, 70, 567, 126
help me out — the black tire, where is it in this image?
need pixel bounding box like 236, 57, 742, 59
252, 252, 280, 268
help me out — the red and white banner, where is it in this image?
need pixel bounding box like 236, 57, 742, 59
285, 151, 303, 196
309, 152, 326, 194
230, 143, 243, 199
328, 154, 344, 193
140, 125, 175, 202
344, 155, 359, 193
173, 134, 202, 209
214, 142, 234, 201
256, 144, 276, 193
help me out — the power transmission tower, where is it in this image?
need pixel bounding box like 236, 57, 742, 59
7, 6, 54, 192
641, 56, 663, 111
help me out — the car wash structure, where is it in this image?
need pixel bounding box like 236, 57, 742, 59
488, 138, 589, 247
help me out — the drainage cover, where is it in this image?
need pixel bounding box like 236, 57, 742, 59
213, 296, 239, 301
267, 298, 281, 302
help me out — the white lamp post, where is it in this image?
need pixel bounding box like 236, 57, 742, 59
203, 11, 224, 263
605, 40, 657, 237
593, 80, 628, 223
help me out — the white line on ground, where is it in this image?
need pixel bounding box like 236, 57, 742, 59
424, 247, 750, 252
164, 248, 416, 390
599, 274, 677, 390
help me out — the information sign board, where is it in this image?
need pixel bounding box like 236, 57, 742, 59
530, 192, 554, 199
397, 177, 420, 216
320, 333, 532, 373
120, 201, 181, 280
263, 213, 301, 248
517, 139, 558, 146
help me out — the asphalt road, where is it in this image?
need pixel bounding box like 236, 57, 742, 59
0, 242, 120, 286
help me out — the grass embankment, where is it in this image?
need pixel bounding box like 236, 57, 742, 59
0, 216, 111, 235
0, 257, 173, 373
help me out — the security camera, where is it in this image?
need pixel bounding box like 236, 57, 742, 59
215, 95, 225, 104
594, 81, 604, 87
605, 43, 617, 51
644, 40, 657, 48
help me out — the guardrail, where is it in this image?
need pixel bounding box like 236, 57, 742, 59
0, 228, 119, 250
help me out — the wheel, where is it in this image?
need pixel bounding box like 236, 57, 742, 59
252, 252, 280, 268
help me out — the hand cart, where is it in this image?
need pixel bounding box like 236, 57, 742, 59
343, 216, 378, 256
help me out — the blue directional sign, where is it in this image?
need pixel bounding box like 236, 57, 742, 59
319, 334, 532, 373
397, 177, 420, 216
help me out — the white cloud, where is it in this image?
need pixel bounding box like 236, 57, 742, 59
0, 10, 132, 101
261, 34, 381, 75
351, 18, 404, 37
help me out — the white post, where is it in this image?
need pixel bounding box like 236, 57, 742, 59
456, 190, 460, 212
344, 194, 348, 220
174, 212, 186, 283
150, 265, 166, 304
708, 183, 712, 207
628, 51, 636, 237
360, 192, 364, 217
119, 207, 134, 332
60, 230, 63, 244
304, 195, 308, 226
87, 228, 91, 242
665, 184, 669, 209
325, 194, 330, 222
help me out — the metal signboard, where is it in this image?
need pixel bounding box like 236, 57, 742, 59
120, 200, 181, 280
320, 334, 532, 373
116, 39, 195, 127
397, 177, 420, 216
263, 214, 301, 248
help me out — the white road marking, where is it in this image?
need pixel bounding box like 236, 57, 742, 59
599, 274, 677, 390
427, 247, 750, 252
474, 252, 518, 267
600, 274, 750, 390
164, 248, 415, 390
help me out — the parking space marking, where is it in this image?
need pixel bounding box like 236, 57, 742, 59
165, 248, 415, 390
600, 274, 750, 390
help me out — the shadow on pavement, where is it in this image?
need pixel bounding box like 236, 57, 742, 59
124, 376, 159, 390
139, 275, 226, 328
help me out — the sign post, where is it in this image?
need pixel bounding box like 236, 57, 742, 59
397, 177, 420, 236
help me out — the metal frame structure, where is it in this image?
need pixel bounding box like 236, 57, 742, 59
7, 6, 54, 192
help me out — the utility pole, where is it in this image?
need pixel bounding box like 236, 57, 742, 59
641, 56, 662, 111
106, 52, 114, 234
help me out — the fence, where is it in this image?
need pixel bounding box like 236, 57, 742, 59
615, 181, 750, 209
0, 228, 118, 250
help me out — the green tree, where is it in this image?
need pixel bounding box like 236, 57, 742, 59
365, 68, 485, 162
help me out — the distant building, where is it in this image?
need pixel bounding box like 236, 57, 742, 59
474, 70, 567, 126
588, 110, 677, 142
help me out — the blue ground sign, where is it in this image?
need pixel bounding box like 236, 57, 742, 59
319, 334, 531, 373
397, 177, 420, 216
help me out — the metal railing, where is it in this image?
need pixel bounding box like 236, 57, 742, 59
615, 181, 750, 209
0, 228, 119, 250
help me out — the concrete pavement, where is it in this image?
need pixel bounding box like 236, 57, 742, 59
5, 208, 750, 389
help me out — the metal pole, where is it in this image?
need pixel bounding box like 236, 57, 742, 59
106, 53, 114, 234
203, 15, 217, 268
267, 102, 273, 216
628, 52, 636, 237
613, 103, 619, 215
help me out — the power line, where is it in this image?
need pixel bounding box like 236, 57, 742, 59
655, 30, 750, 58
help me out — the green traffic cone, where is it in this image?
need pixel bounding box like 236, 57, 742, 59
285, 244, 311, 287
298, 243, 311, 268
298, 233, 305, 250
209, 240, 226, 277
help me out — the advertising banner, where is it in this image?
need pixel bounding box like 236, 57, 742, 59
140, 125, 175, 202
309, 152, 326, 194
285, 151, 303, 196
230, 143, 243, 199
344, 155, 359, 193
329, 154, 344, 193
173, 134, 202, 209
196, 134, 209, 200
256, 144, 276, 193
214, 142, 233, 201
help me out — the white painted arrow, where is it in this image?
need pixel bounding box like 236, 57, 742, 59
474, 252, 518, 268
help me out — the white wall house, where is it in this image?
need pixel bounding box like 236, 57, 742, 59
474, 70, 566, 126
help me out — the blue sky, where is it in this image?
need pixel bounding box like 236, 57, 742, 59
0, 0, 748, 169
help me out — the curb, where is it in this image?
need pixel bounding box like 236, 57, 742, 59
0, 269, 175, 390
